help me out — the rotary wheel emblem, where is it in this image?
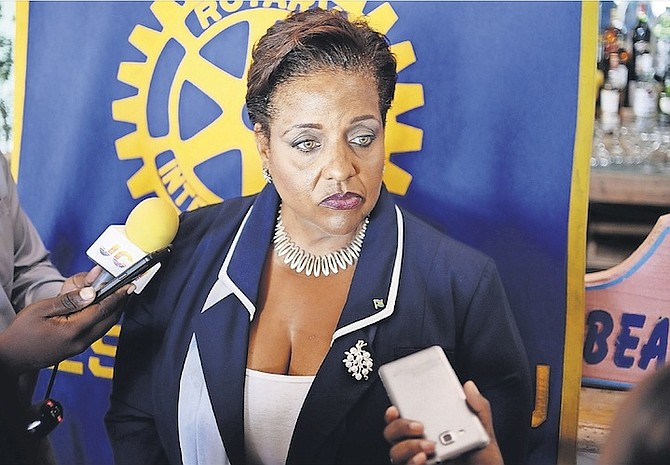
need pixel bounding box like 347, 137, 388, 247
113, 1, 424, 211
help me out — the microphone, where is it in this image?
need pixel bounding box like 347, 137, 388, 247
26, 197, 179, 438
87, 197, 179, 292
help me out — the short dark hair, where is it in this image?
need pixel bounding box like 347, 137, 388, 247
246, 8, 397, 134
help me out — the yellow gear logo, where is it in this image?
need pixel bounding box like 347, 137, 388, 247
113, 1, 424, 212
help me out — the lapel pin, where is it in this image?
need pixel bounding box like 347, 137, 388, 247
373, 298, 385, 310
343, 340, 373, 381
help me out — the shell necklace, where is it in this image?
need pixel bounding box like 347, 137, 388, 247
273, 206, 369, 277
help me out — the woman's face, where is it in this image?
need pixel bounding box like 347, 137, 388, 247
255, 69, 385, 251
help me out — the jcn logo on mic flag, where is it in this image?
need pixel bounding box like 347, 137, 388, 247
13, 2, 596, 464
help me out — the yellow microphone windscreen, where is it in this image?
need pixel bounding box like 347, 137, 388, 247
125, 197, 179, 252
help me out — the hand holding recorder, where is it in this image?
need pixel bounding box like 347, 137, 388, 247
0, 266, 131, 375
1, 197, 179, 374
19, 197, 178, 437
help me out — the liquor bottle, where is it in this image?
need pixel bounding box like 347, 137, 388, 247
659, 65, 670, 124
600, 76, 621, 133
602, 7, 629, 105
606, 51, 628, 92
663, 65, 670, 95
653, 6, 670, 80
632, 3, 653, 83
630, 3, 655, 114
602, 7, 626, 66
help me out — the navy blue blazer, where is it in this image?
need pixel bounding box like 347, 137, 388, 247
105, 185, 532, 465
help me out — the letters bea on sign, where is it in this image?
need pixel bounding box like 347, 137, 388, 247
582, 214, 670, 389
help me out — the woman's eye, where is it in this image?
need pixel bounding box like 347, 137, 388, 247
351, 134, 375, 147
294, 139, 320, 152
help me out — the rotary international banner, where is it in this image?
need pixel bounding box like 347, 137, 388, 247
13, 2, 596, 464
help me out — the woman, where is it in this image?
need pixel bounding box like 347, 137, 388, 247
105, 8, 531, 465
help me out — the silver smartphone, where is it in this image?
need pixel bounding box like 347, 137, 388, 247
378, 345, 490, 464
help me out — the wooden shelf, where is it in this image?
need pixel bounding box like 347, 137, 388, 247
586, 203, 663, 272
590, 168, 670, 207
577, 387, 629, 457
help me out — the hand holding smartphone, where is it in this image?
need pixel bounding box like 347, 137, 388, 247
92, 245, 172, 304
379, 346, 490, 464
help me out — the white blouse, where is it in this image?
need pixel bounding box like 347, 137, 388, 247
244, 368, 315, 465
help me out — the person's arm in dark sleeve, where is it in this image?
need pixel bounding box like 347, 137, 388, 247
457, 259, 533, 465
104, 289, 169, 465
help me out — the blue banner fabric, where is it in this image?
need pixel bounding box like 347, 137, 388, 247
14, 2, 595, 464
